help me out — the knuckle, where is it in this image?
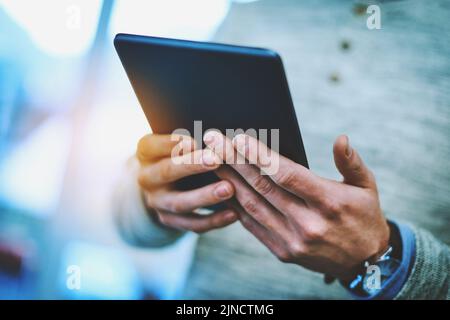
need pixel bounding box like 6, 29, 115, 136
350, 161, 362, 173
209, 214, 222, 227
143, 192, 155, 208
321, 197, 342, 215
252, 175, 274, 196
137, 171, 148, 188
239, 213, 252, 228
136, 136, 146, 152
136, 135, 151, 159
159, 161, 172, 181
275, 168, 297, 189
168, 200, 184, 214
339, 200, 353, 215
157, 212, 169, 225
242, 198, 259, 215
288, 241, 307, 257
276, 250, 293, 263
302, 224, 325, 242
190, 224, 208, 234
350, 160, 368, 180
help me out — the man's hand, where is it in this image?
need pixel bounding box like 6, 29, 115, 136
136, 134, 238, 233
204, 131, 390, 279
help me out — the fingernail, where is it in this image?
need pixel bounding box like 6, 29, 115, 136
214, 184, 231, 198
203, 131, 216, 144
232, 134, 247, 154
201, 151, 218, 167
345, 136, 353, 158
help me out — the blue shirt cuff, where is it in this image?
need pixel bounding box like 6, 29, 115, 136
345, 221, 416, 300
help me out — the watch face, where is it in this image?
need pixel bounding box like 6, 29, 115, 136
362, 259, 401, 296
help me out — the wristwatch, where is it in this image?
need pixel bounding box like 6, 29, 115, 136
345, 245, 401, 297
325, 223, 403, 297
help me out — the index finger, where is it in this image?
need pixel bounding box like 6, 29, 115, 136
137, 134, 196, 162
157, 209, 238, 233
232, 134, 324, 202
139, 149, 221, 188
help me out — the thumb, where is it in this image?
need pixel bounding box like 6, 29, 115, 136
333, 135, 376, 189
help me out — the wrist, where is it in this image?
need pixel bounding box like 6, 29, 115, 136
339, 222, 403, 298
337, 220, 392, 282
372, 220, 393, 261
369, 221, 402, 264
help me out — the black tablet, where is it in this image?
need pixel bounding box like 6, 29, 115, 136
114, 33, 308, 191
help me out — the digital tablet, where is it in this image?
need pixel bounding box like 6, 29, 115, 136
114, 33, 308, 192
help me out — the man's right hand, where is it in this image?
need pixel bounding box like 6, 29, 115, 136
136, 134, 238, 233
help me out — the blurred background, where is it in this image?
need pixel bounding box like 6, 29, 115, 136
0, 0, 449, 299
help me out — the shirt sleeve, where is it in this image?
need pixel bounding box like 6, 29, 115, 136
394, 224, 450, 300
344, 220, 450, 300
112, 157, 187, 248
